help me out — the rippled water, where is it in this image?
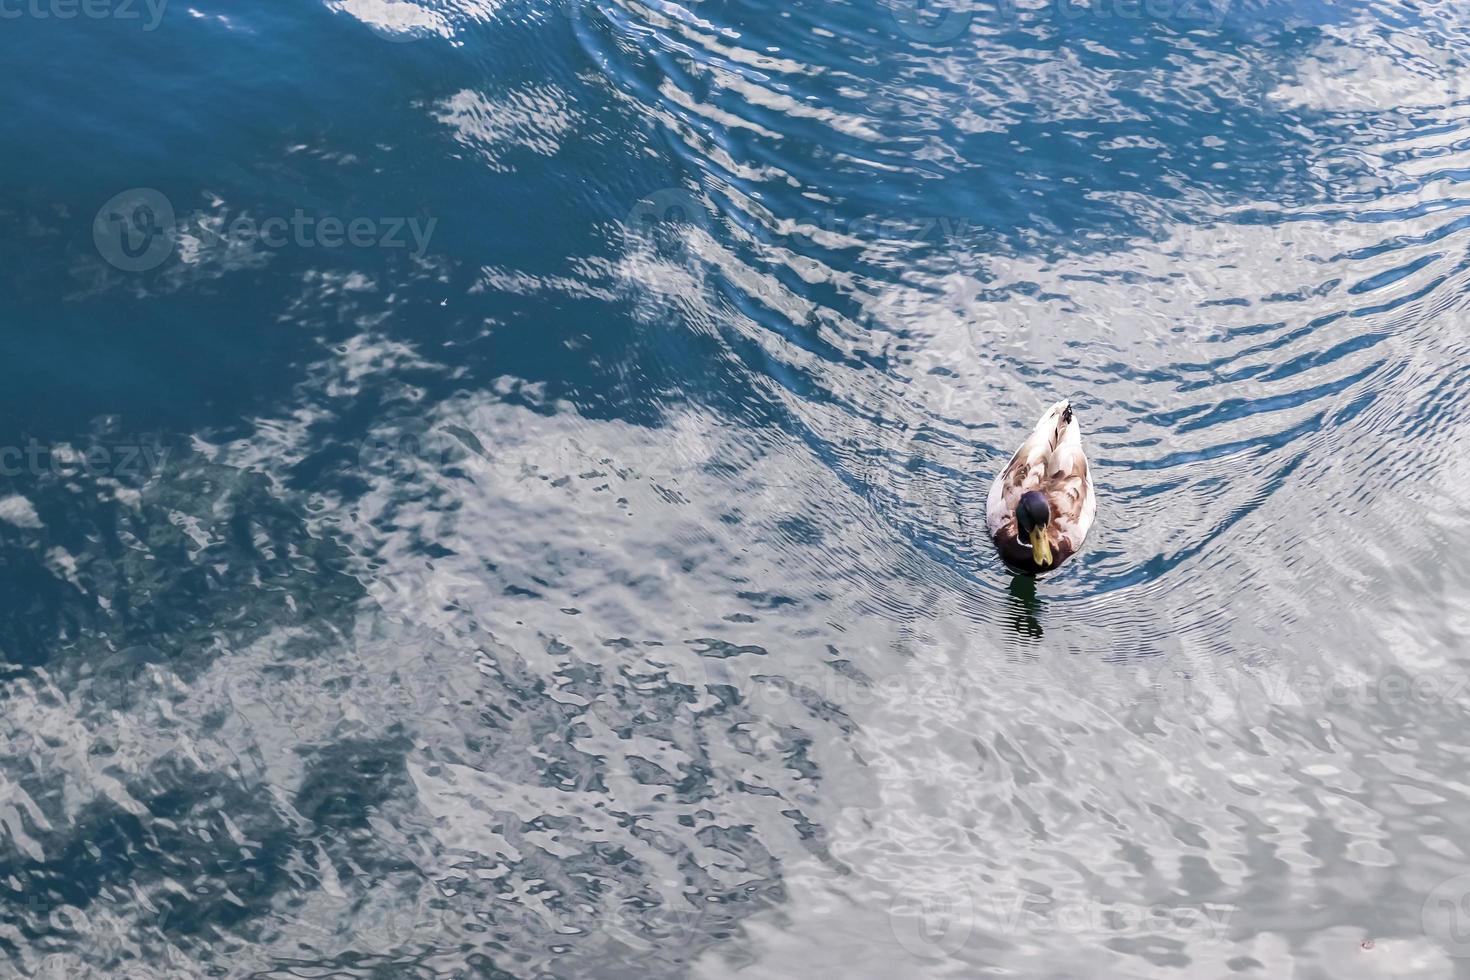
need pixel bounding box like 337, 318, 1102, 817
5, 0, 1470, 976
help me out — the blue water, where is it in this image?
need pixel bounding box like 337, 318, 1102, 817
5, 0, 1470, 976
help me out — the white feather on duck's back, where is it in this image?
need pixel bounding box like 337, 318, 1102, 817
985, 398, 1070, 532
986, 399, 1096, 575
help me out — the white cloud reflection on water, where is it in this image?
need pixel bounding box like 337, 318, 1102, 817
8, 0, 1470, 975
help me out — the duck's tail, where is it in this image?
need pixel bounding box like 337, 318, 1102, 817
1032, 398, 1073, 443
1036, 399, 1081, 474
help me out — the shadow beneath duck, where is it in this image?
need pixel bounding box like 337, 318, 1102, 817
1006, 574, 1044, 639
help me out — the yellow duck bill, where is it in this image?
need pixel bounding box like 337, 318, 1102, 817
1028, 527, 1053, 566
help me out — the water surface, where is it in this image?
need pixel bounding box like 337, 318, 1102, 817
3, 0, 1470, 976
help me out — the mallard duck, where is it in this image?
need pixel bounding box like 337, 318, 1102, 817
986, 399, 1096, 576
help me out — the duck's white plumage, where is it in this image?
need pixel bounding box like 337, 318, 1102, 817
986, 399, 1096, 574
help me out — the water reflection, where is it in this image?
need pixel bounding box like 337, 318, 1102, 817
1005, 574, 1044, 640
3, 0, 1470, 975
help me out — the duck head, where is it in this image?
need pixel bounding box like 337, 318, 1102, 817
1016, 490, 1053, 566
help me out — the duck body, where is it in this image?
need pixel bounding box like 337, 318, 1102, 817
986, 399, 1096, 576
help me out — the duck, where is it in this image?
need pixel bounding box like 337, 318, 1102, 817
986, 399, 1096, 576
